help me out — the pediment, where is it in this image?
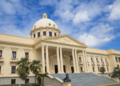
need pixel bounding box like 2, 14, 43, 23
44, 35, 87, 47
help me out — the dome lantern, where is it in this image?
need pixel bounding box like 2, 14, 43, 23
42, 13, 47, 18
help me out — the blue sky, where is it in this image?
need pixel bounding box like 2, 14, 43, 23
0, 0, 120, 50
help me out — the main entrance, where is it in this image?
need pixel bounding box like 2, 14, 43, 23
55, 65, 58, 74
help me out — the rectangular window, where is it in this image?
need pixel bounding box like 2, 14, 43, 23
98, 67, 99, 72
54, 33, 56, 36
43, 31, 46, 36
79, 57, 81, 62
81, 67, 83, 72
49, 32, 52, 37
38, 32, 40, 37
44, 53, 46, 59
11, 79, 16, 84
107, 67, 109, 71
0, 51, 2, 57
12, 52, 16, 58
34, 34, 36, 38
0, 66, 1, 74
25, 53, 29, 58
25, 79, 29, 84
11, 66, 16, 73
93, 67, 95, 72
70, 55, 73, 60
115, 57, 118, 62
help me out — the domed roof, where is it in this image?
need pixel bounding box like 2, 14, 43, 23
32, 13, 58, 30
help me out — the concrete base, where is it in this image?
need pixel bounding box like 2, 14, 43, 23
63, 82, 71, 86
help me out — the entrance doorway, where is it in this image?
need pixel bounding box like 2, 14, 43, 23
55, 65, 58, 74
71, 67, 74, 73
63, 65, 66, 73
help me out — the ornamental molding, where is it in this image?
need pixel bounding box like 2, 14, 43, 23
24, 49, 30, 52
11, 48, 18, 51
0, 46, 4, 50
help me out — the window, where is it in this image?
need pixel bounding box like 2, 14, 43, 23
81, 67, 83, 72
25, 79, 29, 84
96, 58, 99, 63
53, 24, 55, 27
107, 67, 109, 71
25, 53, 29, 58
11, 66, 16, 73
34, 34, 36, 38
70, 55, 73, 60
54, 33, 56, 36
0, 66, 1, 74
11, 79, 16, 84
93, 67, 95, 72
12, 52, 16, 58
79, 57, 81, 62
49, 32, 52, 37
44, 53, 46, 59
43, 31, 46, 36
38, 32, 40, 37
98, 67, 99, 72
115, 57, 118, 62
0, 51, 2, 57
49, 23, 51, 26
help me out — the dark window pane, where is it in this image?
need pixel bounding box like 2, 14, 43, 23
34, 34, 36, 38
0, 66, 1, 74
0, 51, 2, 57
54, 33, 56, 36
43, 31, 46, 35
11, 66, 16, 73
11, 79, 16, 84
25, 79, 29, 84
38, 32, 40, 37
12, 52, 16, 58
49, 32, 52, 37
25, 53, 29, 58
70, 55, 73, 60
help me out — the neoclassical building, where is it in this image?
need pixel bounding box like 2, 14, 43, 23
0, 13, 120, 84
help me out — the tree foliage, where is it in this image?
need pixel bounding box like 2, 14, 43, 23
38, 73, 48, 86
100, 67, 106, 74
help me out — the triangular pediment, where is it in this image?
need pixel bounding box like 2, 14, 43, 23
44, 35, 87, 47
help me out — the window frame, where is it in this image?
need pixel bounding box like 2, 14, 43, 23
11, 66, 16, 73
12, 52, 16, 58
25, 52, 29, 58
38, 32, 40, 37
0, 50, 2, 57
43, 31, 46, 36
54, 33, 56, 36
49, 32, 52, 37
11, 79, 16, 84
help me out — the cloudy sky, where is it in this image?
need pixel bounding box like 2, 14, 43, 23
0, 0, 120, 50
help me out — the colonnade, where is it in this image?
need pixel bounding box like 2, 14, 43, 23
41, 45, 87, 74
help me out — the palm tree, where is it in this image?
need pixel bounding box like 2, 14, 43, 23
100, 67, 106, 74
38, 73, 48, 86
16, 58, 30, 80
30, 60, 42, 83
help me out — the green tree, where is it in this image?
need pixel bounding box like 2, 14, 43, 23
100, 67, 106, 74
30, 60, 42, 83
38, 73, 48, 86
16, 58, 30, 80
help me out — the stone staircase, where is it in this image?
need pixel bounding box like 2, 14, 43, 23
50, 73, 116, 86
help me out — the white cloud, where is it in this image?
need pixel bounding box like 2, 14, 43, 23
109, 0, 120, 20
73, 11, 90, 24
79, 23, 114, 47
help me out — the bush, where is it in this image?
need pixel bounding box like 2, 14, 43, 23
100, 67, 106, 74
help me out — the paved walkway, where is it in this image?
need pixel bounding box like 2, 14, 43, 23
100, 83, 120, 86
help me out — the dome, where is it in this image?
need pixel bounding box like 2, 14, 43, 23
32, 13, 58, 30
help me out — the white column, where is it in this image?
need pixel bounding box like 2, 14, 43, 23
56, 47, 60, 73
60, 47, 64, 73
83, 50, 86, 72
42, 45, 45, 73
72, 49, 77, 73
75, 49, 79, 73
46, 45, 49, 73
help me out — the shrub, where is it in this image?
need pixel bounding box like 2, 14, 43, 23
100, 67, 106, 74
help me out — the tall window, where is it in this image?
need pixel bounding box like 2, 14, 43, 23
49, 32, 52, 37
98, 67, 99, 72
107, 67, 109, 71
25, 79, 29, 84
44, 53, 46, 59
12, 52, 16, 58
54, 33, 56, 36
0, 51, 2, 57
115, 57, 118, 62
70, 55, 73, 60
38, 32, 40, 37
0, 66, 1, 74
79, 57, 81, 62
25, 53, 29, 58
11, 79, 16, 84
34, 34, 36, 38
96, 58, 99, 63
11, 66, 16, 73
93, 67, 95, 72
43, 31, 46, 36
